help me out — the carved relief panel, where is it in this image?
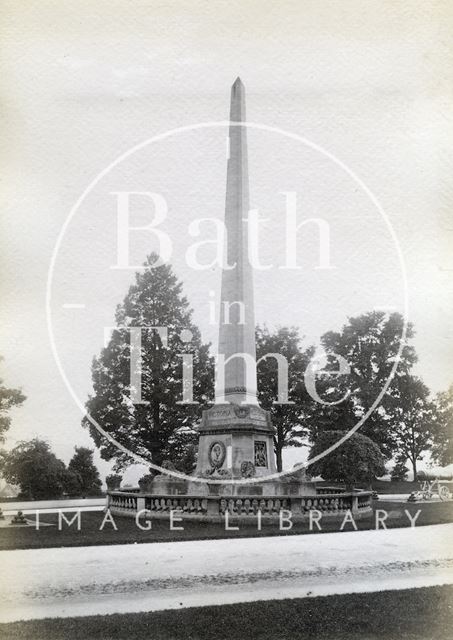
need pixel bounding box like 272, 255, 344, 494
254, 441, 267, 467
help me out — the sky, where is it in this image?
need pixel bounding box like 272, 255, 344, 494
1, 1, 452, 481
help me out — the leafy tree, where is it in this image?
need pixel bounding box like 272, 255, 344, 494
0, 450, 6, 475
310, 312, 416, 456
68, 447, 102, 496
3, 439, 67, 499
0, 360, 26, 442
388, 375, 436, 479
308, 431, 386, 488
431, 385, 453, 466
256, 326, 315, 471
83, 255, 214, 470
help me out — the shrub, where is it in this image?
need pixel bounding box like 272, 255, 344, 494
391, 460, 409, 482
308, 431, 386, 488
105, 473, 122, 490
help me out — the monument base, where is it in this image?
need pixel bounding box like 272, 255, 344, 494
107, 485, 373, 522
106, 404, 372, 521
193, 403, 278, 481
143, 474, 317, 498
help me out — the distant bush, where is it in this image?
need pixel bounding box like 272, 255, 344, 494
391, 460, 408, 482
67, 447, 102, 497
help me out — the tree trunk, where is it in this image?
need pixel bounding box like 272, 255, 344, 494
150, 397, 162, 466
411, 458, 417, 481
275, 425, 284, 472
276, 444, 283, 472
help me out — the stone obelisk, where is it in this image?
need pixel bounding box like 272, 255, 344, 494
194, 79, 277, 485
217, 77, 258, 405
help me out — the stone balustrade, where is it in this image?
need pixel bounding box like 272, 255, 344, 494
316, 486, 348, 495
107, 489, 372, 521
145, 496, 208, 515
358, 492, 373, 511
108, 492, 138, 514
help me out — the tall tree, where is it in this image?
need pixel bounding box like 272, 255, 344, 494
311, 311, 417, 456
83, 255, 214, 469
68, 447, 102, 496
431, 384, 453, 467
0, 359, 26, 442
308, 431, 386, 488
3, 439, 67, 500
256, 326, 315, 471
388, 375, 436, 479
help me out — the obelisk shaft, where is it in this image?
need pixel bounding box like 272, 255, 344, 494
217, 78, 258, 405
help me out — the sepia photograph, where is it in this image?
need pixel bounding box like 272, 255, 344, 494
0, 1, 452, 638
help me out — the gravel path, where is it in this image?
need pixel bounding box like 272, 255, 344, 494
0, 498, 105, 515
1, 523, 452, 622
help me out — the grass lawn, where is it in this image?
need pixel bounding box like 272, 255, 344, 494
1, 500, 452, 551
0, 585, 452, 639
